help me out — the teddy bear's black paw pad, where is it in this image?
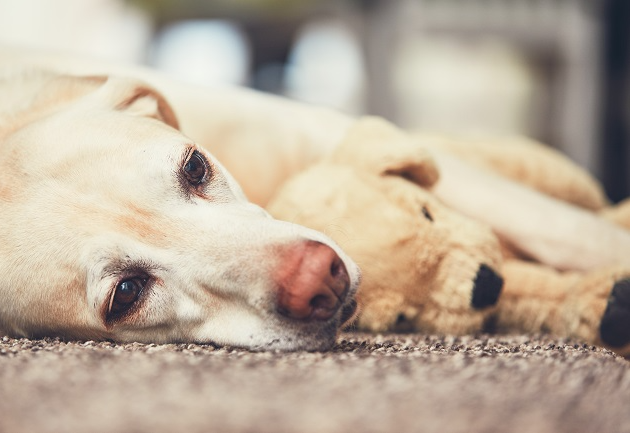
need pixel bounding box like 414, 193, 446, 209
393, 313, 415, 332
600, 278, 630, 347
471, 264, 504, 309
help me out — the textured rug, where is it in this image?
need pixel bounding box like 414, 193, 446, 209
1, 332, 629, 433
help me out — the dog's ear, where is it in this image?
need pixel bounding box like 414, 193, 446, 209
91, 76, 180, 129
331, 117, 439, 188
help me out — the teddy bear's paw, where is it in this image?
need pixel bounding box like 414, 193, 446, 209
357, 295, 419, 332
600, 278, 630, 348
358, 307, 420, 333
392, 309, 421, 332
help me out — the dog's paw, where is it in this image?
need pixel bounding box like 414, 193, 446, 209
600, 278, 630, 348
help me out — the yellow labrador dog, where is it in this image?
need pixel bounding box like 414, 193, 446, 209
2, 47, 630, 350
0, 68, 361, 351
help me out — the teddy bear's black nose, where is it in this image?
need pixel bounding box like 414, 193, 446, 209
471, 264, 503, 309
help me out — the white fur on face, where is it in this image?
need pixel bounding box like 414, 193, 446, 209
0, 94, 360, 350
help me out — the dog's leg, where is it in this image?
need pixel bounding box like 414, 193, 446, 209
430, 151, 630, 271
495, 260, 630, 355
601, 198, 630, 231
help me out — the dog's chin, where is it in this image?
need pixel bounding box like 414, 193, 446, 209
245, 310, 356, 352
245, 294, 359, 352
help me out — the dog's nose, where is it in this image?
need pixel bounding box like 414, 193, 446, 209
471, 264, 503, 309
275, 241, 350, 321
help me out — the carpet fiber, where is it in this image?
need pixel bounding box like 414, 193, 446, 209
1, 332, 629, 433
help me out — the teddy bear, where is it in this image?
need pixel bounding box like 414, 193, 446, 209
266, 117, 630, 355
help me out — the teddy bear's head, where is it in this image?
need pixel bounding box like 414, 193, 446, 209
267, 118, 504, 335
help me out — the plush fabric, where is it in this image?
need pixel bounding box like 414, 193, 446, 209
267, 118, 630, 355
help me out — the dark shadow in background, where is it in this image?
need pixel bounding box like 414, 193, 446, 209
602, 0, 630, 203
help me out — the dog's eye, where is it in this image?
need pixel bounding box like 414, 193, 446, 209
421, 205, 434, 222
183, 150, 209, 186
110, 278, 145, 315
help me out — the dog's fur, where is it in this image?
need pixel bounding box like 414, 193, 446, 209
5, 47, 630, 274
0, 69, 360, 351
2, 47, 630, 351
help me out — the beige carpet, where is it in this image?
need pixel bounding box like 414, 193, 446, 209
1, 332, 629, 433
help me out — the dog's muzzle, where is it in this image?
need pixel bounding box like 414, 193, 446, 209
275, 240, 353, 322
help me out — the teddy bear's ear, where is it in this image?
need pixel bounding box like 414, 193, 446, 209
331, 117, 439, 188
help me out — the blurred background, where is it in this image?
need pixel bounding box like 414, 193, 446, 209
0, 0, 628, 202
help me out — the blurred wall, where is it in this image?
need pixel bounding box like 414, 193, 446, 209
0, 0, 152, 62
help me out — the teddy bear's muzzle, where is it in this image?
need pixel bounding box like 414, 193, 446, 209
471, 264, 504, 309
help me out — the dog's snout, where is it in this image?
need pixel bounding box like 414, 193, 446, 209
275, 241, 350, 321
471, 264, 504, 309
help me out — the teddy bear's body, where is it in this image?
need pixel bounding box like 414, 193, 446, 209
267, 118, 630, 355
421, 132, 630, 348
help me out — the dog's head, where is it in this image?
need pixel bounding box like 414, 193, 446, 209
268, 118, 503, 335
0, 72, 360, 350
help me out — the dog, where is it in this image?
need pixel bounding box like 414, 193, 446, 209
0, 69, 360, 351
2, 47, 630, 351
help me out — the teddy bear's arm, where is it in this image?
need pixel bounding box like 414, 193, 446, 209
495, 260, 630, 354
495, 261, 583, 336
